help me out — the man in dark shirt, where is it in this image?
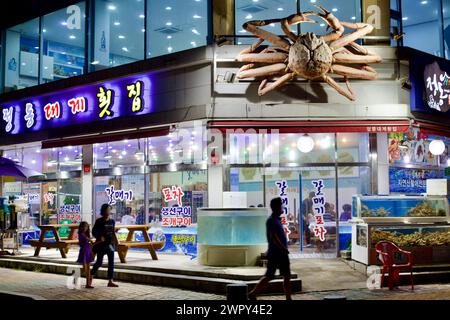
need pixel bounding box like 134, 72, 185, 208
91, 203, 119, 287
249, 197, 291, 300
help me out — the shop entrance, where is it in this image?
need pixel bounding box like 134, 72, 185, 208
263, 167, 337, 258
230, 165, 337, 257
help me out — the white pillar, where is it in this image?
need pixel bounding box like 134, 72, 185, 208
82, 145, 94, 224
377, 133, 390, 195
208, 165, 223, 208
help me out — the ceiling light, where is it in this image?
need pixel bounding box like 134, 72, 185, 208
165, 6, 172, 10
429, 139, 446, 156
104, 152, 112, 159
118, 35, 125, 39
108, 5, 116, 10
121, 150, 127, 155
69, 35, 76, 39
167, 46, 173, 52
114, 21, 120, 26
193, 14, 201, 19
192, 28, 200, 35
91, 60, 99, 65
139, 14, 145, 18
166, 22, 173, 26
167, 35, 172, 39
297, 134, 315, 153
61, 21, 68, 26
122, 47, 129, 52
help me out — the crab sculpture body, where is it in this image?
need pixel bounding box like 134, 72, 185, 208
236, 5, 382, 101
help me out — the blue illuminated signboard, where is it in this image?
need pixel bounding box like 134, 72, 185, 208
1, 73, 152, 135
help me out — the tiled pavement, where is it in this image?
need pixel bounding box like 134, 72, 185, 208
0, 267, 222, 300
1, 267, 450, 300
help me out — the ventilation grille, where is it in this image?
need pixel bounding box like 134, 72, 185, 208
154, 26, 182, 35
238, 4, 268, 13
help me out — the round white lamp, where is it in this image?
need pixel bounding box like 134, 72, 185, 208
297, 134, 315, 153
429, 139, 446, 156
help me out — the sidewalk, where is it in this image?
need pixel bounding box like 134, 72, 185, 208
1, 267, 450, 300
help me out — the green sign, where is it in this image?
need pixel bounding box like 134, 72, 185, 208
445, 167, 450, 177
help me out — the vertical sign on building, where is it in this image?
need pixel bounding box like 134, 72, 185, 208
312, 180, 327, 242
275, 180, 291, 237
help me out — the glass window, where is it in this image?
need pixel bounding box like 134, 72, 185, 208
147, 0, 208, 57
4, 18, 40, 91
444, 0, 450, 58
229, 167, 264, 207
149, 122, 206, 165
265, 167, 337, 257
1, 145, 58, 174
92, 0, 144, 69
94, 175, 145, 224
94, 139, 145, 169
227, 132, 336, 165
58, 178, 82, 225
235, 0, 297, 45
279, 133, 335, 165
300, 0, 361, 35
337, 133, 370, 163
337, 167, 370, 251
41, 2, 86, 82
148, 170, 207, 254
401, 0, 443, 57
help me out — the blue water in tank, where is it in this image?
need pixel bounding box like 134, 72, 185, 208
198, 209, 268, 245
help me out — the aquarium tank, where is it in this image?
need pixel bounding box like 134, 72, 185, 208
352, 195, 448, 219
197, 208, 267, 246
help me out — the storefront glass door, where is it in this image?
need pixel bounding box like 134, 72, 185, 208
264, 166, 337, 258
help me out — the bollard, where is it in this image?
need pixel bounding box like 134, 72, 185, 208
323, 295, 347, 300
226, 283, 248, 302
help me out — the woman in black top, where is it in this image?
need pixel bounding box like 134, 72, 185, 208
91, 203, 119, 287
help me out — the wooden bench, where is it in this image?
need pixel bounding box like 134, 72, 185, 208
115, 225, 162, 263
29, 224, 80, 258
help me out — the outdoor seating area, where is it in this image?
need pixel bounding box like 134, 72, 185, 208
28, 223, 163, 263
115, 225, 164, 263
29, 224, 80, 258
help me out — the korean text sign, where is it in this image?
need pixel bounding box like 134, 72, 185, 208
1, 73, 152, 135
409, 50, 450, 118
161, 186, 192, 227
312, 180, 327, 242
275, 180, 291, 237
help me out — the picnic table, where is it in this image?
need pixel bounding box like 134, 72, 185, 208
115, 225, 164, 263
29, 224, 80, 258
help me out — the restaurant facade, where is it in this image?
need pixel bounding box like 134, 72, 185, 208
1, 0, 450, 260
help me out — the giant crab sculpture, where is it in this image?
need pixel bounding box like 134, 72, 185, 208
236, 5, 382, 101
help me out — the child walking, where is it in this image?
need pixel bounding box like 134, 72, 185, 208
77, 221, 94, 289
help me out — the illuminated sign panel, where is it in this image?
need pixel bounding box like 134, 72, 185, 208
1, 73, 152, 135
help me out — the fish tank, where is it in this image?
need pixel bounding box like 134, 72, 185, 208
352, 223, 450, 265
197, 208, 268, 266
352, 195, 449, 222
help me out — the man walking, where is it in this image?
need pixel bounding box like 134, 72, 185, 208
249, 197, 292, 300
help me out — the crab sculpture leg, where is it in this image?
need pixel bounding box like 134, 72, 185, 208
314, 5, 381, 101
